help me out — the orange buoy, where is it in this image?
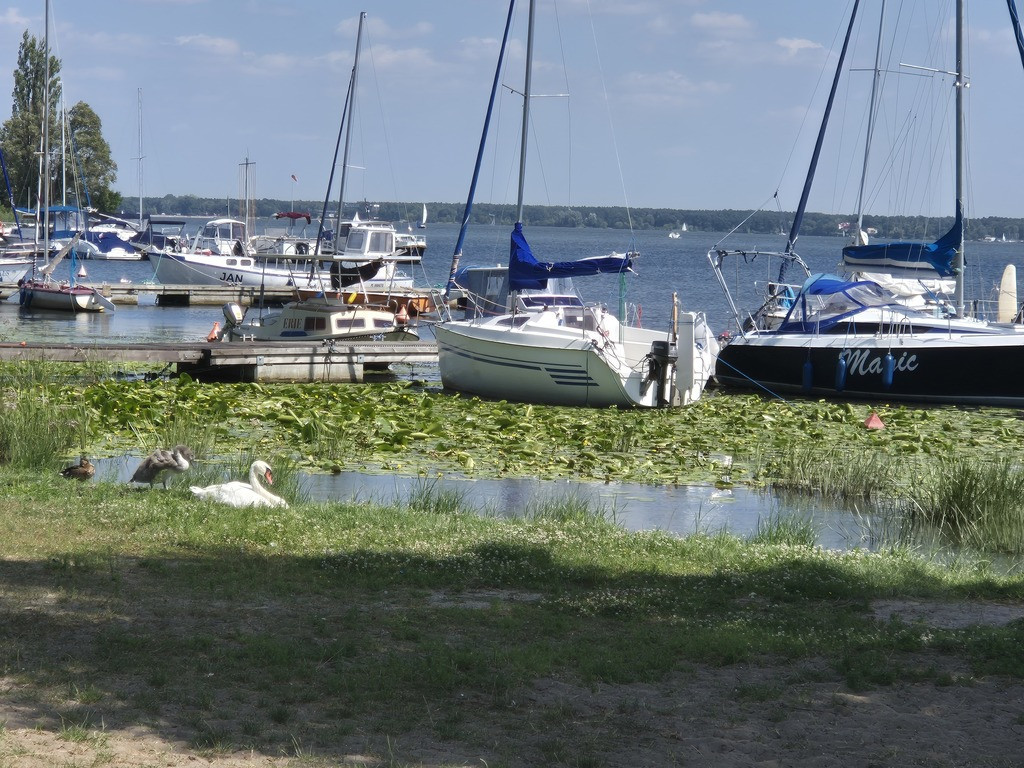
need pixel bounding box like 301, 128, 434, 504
864, 411, 885, 430
207, 321, 221, 341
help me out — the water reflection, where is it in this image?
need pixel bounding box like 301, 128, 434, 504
95, 456, 875, 551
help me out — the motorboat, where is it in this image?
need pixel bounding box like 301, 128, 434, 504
130, 217, 189, 259
250, 211, 321, 256
150, 216, 328, 291
219, 295, 418, 343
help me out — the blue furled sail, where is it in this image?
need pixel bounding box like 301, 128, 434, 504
841, 204, 962, 277
508, 223, 632, 291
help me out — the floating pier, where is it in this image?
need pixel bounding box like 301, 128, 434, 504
0, 282, 298, 306
0, 340, 438, 383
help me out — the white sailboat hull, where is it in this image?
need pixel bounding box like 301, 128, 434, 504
435, 310, 716, 408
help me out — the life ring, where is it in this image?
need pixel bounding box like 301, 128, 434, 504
295, 241, 309, 255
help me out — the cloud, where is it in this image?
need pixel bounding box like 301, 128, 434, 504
776, 37, 822, 58
559, 0, 694, 16
174, 34, 240, 57
690, 12, 753, 37
336, 15, 432, 42
0, 8, 29, 26
456, 35, 508, 64
619, 69, 729, 109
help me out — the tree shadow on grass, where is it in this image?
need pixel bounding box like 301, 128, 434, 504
0, 540, 1019, 764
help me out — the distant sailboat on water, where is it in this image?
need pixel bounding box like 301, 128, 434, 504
418, 203, 427, 229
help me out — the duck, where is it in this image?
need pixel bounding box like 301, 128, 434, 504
189, 460, 288, 508
60, 455, 95, 481
130, 444, 194, 489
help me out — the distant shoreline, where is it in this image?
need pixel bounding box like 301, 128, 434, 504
8, 197, 1023, 241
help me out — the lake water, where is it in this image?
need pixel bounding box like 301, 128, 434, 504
16, 223, 1022, 549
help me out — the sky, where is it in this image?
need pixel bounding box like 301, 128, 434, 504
2, 0, 1024, 218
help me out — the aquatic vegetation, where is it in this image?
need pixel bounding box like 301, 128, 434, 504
909, 456, 1024, 554
20, 372, 1024, 492
14, 362, 1024, 553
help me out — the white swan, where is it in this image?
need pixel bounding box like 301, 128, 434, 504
130, 444, 193, 488
189, 459, 288, 508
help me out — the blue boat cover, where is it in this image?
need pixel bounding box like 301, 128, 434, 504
841, 208, 962, 277
776, 273, 895, 333
508, 222, 632, 291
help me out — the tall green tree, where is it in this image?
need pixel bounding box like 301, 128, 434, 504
0, 30, 60, 210
0, 30, 118, 214
67, 102, 119, 213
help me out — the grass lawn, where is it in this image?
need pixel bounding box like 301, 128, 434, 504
1, 472, 1023, 767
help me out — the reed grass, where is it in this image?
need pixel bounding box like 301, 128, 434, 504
0, 385, 80, 469
755, 443, 897, 502
909, 456, 1024, 554
750, 510, 819, 547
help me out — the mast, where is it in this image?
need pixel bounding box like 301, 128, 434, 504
42, 0, 50, 262
780, 0, 860, 282
444, 0, 517, 295
953, 0, 965, 317
855, 1, 886, 245
337, 11, 365, 223
515, 0, 536, 224
136, 88, 144, 227
312, 11, 364, 265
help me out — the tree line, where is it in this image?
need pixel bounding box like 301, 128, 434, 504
104, 195, 1024, 241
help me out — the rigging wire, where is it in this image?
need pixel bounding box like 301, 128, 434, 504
585, 0, 634, 239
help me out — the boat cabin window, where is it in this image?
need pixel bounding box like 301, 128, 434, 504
373, 318, 393, 329
226, 222, 245, 240
520, 296, 583, 309
335, 317, 367, 330
368, 231, 393, 255
306, 317, 328, 332
495, 315, 531, 328
346, 229, 366, 253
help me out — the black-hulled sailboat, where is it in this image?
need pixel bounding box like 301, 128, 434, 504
708, 0, 1024, 407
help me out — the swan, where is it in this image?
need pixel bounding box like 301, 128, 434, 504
60, 455, 95, 481
189, 460, 288, 508
130, 444, 194, 488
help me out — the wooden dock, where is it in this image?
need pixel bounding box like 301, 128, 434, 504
0, 339, 438, 382
0, 282, 298, 306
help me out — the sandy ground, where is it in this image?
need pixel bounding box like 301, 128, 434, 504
1, 599, 1023, 767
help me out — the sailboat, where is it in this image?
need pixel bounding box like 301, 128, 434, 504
708, 0, 1024, 407
18, 0, 113, 314
433, 0, 718, 408
418, 203, 427, 229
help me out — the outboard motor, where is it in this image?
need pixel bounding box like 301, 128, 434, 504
222, 302, 244, 331
645, 339, 678, 407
